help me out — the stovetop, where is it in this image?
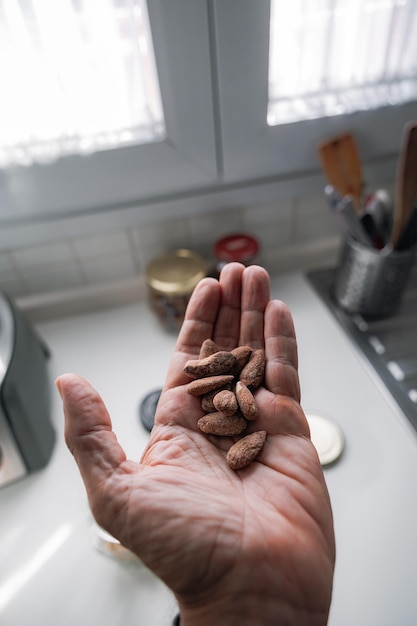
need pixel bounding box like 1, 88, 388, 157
307, 262, 417, 433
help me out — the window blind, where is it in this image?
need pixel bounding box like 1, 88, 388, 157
268, 0, 417, 126
0, 0, 164, 168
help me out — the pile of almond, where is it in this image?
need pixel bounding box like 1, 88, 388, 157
184, 339, 267, 470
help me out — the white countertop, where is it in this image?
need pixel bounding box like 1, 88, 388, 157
1, 272, 417, 626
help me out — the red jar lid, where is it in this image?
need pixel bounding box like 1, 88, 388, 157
214, 233, 259, 263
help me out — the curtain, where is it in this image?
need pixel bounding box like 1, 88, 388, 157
268, 0, 417, 125
0, 0, 164, 167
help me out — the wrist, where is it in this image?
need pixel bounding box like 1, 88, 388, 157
175, 591, 330, 626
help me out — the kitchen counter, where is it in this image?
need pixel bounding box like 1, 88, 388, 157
1, 272, 417, 626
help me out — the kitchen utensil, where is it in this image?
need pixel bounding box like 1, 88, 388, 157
318, 133, 363, 214
360, 213, 384, 249
325, 186, 372, 246
365, 189, 391, 241
396, 205, 417, 251
390, 121, 417, 249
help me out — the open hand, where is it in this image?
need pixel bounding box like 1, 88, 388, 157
57, 263, 335, 626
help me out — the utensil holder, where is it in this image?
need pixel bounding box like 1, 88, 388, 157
332, 237, 417, 316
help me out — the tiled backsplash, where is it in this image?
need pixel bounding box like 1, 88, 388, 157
0, 192, 342, 302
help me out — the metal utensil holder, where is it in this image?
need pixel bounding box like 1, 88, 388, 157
332, 236, 417, 316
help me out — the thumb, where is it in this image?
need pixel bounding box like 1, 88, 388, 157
56, 373, 127, 495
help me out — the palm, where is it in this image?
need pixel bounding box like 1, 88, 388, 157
108, 382, 333, 615
61, 263, 335, 624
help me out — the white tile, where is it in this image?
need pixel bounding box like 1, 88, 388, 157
243, 200, 292, 225
72, 231, 130, 260
242, 201, 293, 251
294, 193, 328, 218
24, 265, 84, 294
0, 251, 18, 280
81, 254, 137, 284
293, 201, 339, 244
0, 277, 29, 298
186, 208, 243, 261
12, 242, 75, 273
130, 218, 190, 267
187, 207, 242, 240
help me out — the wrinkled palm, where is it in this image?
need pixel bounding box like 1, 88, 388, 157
60, 263, 335, 625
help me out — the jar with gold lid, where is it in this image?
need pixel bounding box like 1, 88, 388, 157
146, 249, 207, 332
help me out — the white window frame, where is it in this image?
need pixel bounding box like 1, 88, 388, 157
214, 0, 417, 188
0, 0, 218, 234
1, 0, 416, 249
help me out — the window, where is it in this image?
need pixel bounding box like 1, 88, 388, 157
0, 0, 218, 231
0, 0, 164, 168
1, 0, 416, 247
268, 0, 417, 127
214, 0, 417, 186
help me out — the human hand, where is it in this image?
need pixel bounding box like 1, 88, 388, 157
57, 263, 335, 626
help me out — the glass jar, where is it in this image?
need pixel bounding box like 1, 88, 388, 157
146, 249, 207, 332
212, 233, 260, 278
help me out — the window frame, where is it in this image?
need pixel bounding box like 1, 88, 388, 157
1, 0, 416, 250
213, 0, 417, 185
0, 0, 218, 225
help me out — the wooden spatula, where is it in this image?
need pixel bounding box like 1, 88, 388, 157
318, 132, 363, 214
390, 121, 417, 249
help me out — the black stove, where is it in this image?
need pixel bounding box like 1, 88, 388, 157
307, 262, 417, 433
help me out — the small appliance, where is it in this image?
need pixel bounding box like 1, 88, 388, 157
0, 291, 55, 487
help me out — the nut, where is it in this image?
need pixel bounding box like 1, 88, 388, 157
235, 381, 258, 421
229, 345, 253, 377
239, 349, 265, 389
198, 412, 247, 436
187, 374, 235, 397
184, 351, 236, 379
199, 338, 220, 359
184, 340, 267, 471
226, 430, 267, 470
201, 391, 217, 413
213, 389, 238, 416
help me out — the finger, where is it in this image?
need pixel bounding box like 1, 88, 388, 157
212, 262, 245, 349
165, 277, 221, 388
57, 373, 131, 495
239, 265, 270, 348
264, 299, 301, 401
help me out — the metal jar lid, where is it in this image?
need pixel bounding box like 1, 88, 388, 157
146, 249, 207, 296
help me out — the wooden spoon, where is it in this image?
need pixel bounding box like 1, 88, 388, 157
390, 121, 417, 249
318, 132, 363, 214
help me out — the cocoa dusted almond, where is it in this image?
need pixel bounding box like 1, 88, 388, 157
197, 412, 248, 436
213, 389, 238, 416
201, 391, 217, 413
184, 339, 266, 471
184, 351, 236, 379
239, 349, 265, 389
186, 375, 235, 397
229, 345, 253, 377
199, 338, 221, 359
226, 430, 267, 470
235, 381, 258, 421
